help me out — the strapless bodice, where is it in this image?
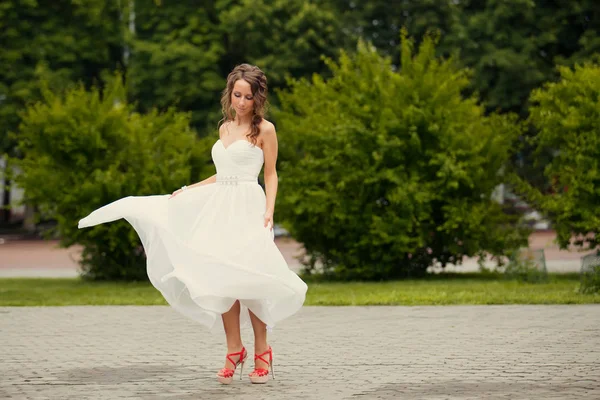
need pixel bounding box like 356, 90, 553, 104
211, 139, 264, 181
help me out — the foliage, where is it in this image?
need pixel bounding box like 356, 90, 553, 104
511, 62, 600, 251
219, 0, 345, 88
13, 76, 199, 280
448, 0, 599, 116
329, 1, 599, 195
330, 0, 459, 62
0, 0, 123, 156
332, 0, 600, 116
275, 32, 528, 280
2, 1, 599, 147
0, 0, 124, 222
127, 0, 345, 134
127, 0, 224, 131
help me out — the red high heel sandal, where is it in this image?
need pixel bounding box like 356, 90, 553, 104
217, 347, 247, 384
248, 346, 275, 384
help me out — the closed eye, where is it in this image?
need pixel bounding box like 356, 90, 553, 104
234, 92, 253, 100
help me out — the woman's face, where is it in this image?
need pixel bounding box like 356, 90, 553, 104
231, 79, 254, 118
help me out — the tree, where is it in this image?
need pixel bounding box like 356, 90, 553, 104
219, 0, 345, 88
443, 0, 599, 197
13, 76, 200, 280
128, 0, 346, 133
274, 32, 527, 280
331, 0, 600, 117
512, 62, 600, 251
127, 0, 225, 131
445, 0, 600, 116
0, 0, 123, 222
330, 0, 459, 63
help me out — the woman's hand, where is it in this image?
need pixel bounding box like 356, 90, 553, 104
169, 188, 184, 199
264, 210, 274, 231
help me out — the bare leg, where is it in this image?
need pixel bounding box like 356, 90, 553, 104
248, 309, 270, 374
219, 300, 244, 373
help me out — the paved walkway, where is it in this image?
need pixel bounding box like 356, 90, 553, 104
1, 231, 596, 278
1, 305, 599, 399
0, 236, 306, 277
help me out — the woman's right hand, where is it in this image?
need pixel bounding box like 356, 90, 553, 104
169, 189, 183, 199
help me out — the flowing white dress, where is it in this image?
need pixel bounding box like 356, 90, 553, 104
78, 139, 307, 333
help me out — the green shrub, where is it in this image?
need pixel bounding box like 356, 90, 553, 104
274, 31, 528, 280
512, 62, 600, 252
14, 76, 200, 280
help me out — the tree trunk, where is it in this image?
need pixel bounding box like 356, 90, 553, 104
1, 174, 10, 224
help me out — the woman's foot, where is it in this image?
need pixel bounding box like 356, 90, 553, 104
217, 347, 247, 384
248, 346, 274, 384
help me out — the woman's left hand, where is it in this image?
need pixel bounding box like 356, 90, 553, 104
264, 211, 273, 231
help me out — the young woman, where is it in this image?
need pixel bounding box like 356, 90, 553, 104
78, 64, 307, 385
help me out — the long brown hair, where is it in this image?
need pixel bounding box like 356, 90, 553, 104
219, 64, 268, 145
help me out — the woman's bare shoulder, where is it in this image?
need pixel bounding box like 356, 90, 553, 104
259, 118, 275, 135
257, 119, 275, 147
218, 121, 231, 139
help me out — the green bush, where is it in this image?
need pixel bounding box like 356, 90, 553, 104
14, 76, 199, 280
274, 31, 528, 280
512, 62, 600, 252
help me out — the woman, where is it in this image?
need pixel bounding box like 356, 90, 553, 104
78, 64, 307, 385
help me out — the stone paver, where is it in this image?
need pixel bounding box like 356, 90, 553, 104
1, 305, 599, 399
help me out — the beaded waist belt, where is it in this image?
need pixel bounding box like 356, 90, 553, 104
216, 175, 258, 185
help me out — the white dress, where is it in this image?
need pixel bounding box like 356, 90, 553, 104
78, 139, 307, 333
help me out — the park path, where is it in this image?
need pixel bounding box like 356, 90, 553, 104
0, 231, 595, 277
1, 305, 599, 399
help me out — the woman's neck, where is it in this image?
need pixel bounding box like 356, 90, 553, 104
234, 115, 252, 126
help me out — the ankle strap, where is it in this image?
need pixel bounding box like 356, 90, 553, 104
226, 347, 246, 366
254, 347, 272, 364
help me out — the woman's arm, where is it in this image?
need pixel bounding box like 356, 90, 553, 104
261, 122, 278, 230
171, 128, 226, 198
190, 174, 217, 188
170, 174, 216, 198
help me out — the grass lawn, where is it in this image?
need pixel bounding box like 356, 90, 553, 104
0, 273, 598, 306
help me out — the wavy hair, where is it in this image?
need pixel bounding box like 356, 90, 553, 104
219, 63, 268, 145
